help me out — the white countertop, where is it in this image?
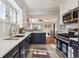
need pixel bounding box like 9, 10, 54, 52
69, 38, 78, 42
0, 32, 31, 58
26, 31, 46, 33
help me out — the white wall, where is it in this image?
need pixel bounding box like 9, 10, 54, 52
58, 0, 78, 33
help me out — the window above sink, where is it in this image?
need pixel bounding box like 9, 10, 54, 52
0, 0, 6, 20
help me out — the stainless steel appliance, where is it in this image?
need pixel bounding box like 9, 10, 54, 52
56, 35, 69, 57
69, 40, 78, 58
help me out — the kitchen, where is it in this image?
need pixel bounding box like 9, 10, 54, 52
0, 0, 79, 58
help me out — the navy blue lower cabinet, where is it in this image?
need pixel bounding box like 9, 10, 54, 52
24, 35, 31, 57
19, 35, 31, 58
25, 43, 29, 57
19, 39, 26, 58
30, 33, 46, 44
19, 45, 26, 58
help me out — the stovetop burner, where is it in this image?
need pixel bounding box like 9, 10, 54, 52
57, 33, 78, 38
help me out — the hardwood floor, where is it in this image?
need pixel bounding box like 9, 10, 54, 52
46, 36, 56, 44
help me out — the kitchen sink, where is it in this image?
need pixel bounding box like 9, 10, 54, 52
14, 35, 25, 37
4, 34, 25, 40
4, 38, 19, 40
4, 37, 19, 40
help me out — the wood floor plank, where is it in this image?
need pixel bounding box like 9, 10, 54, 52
46, 36, 56, 44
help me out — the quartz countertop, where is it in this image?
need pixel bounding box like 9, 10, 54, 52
0, 32, 31, 58
26, 31, 46, 33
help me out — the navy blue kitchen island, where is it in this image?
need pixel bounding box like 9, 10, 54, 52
30, 33, 46, 44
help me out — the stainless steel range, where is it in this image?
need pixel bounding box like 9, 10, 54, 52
56, 33, 78, 58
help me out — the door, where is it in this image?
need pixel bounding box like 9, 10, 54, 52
53, 23, 55, 37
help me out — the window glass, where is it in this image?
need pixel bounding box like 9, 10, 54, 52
10, 8, 17, 23
0, 0, 6, 20
10, 8, 13, 21
13, 11, 17, 23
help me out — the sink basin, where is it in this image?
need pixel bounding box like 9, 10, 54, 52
4, 34, 25, 40
14, 35, 25, 37
4, 38, 19, 40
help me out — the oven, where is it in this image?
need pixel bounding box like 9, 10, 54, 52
56, 39, 62, 51
56, 36, 69, 57
70, 40, 78, 58
62, 42, 68, 57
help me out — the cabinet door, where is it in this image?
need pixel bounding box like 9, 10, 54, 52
30, 33, 46, 44
30, 33, 37, 44
38, 33, 46, 44
33, 33, 40, 44
20, 45, 26, 58
14, 53, 19, 58
25, 43, 29, 57
25, 37, 30, 55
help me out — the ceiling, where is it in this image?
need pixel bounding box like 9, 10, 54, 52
25, 0, 62, 16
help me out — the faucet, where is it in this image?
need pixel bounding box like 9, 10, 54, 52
9, 24, 17, 37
